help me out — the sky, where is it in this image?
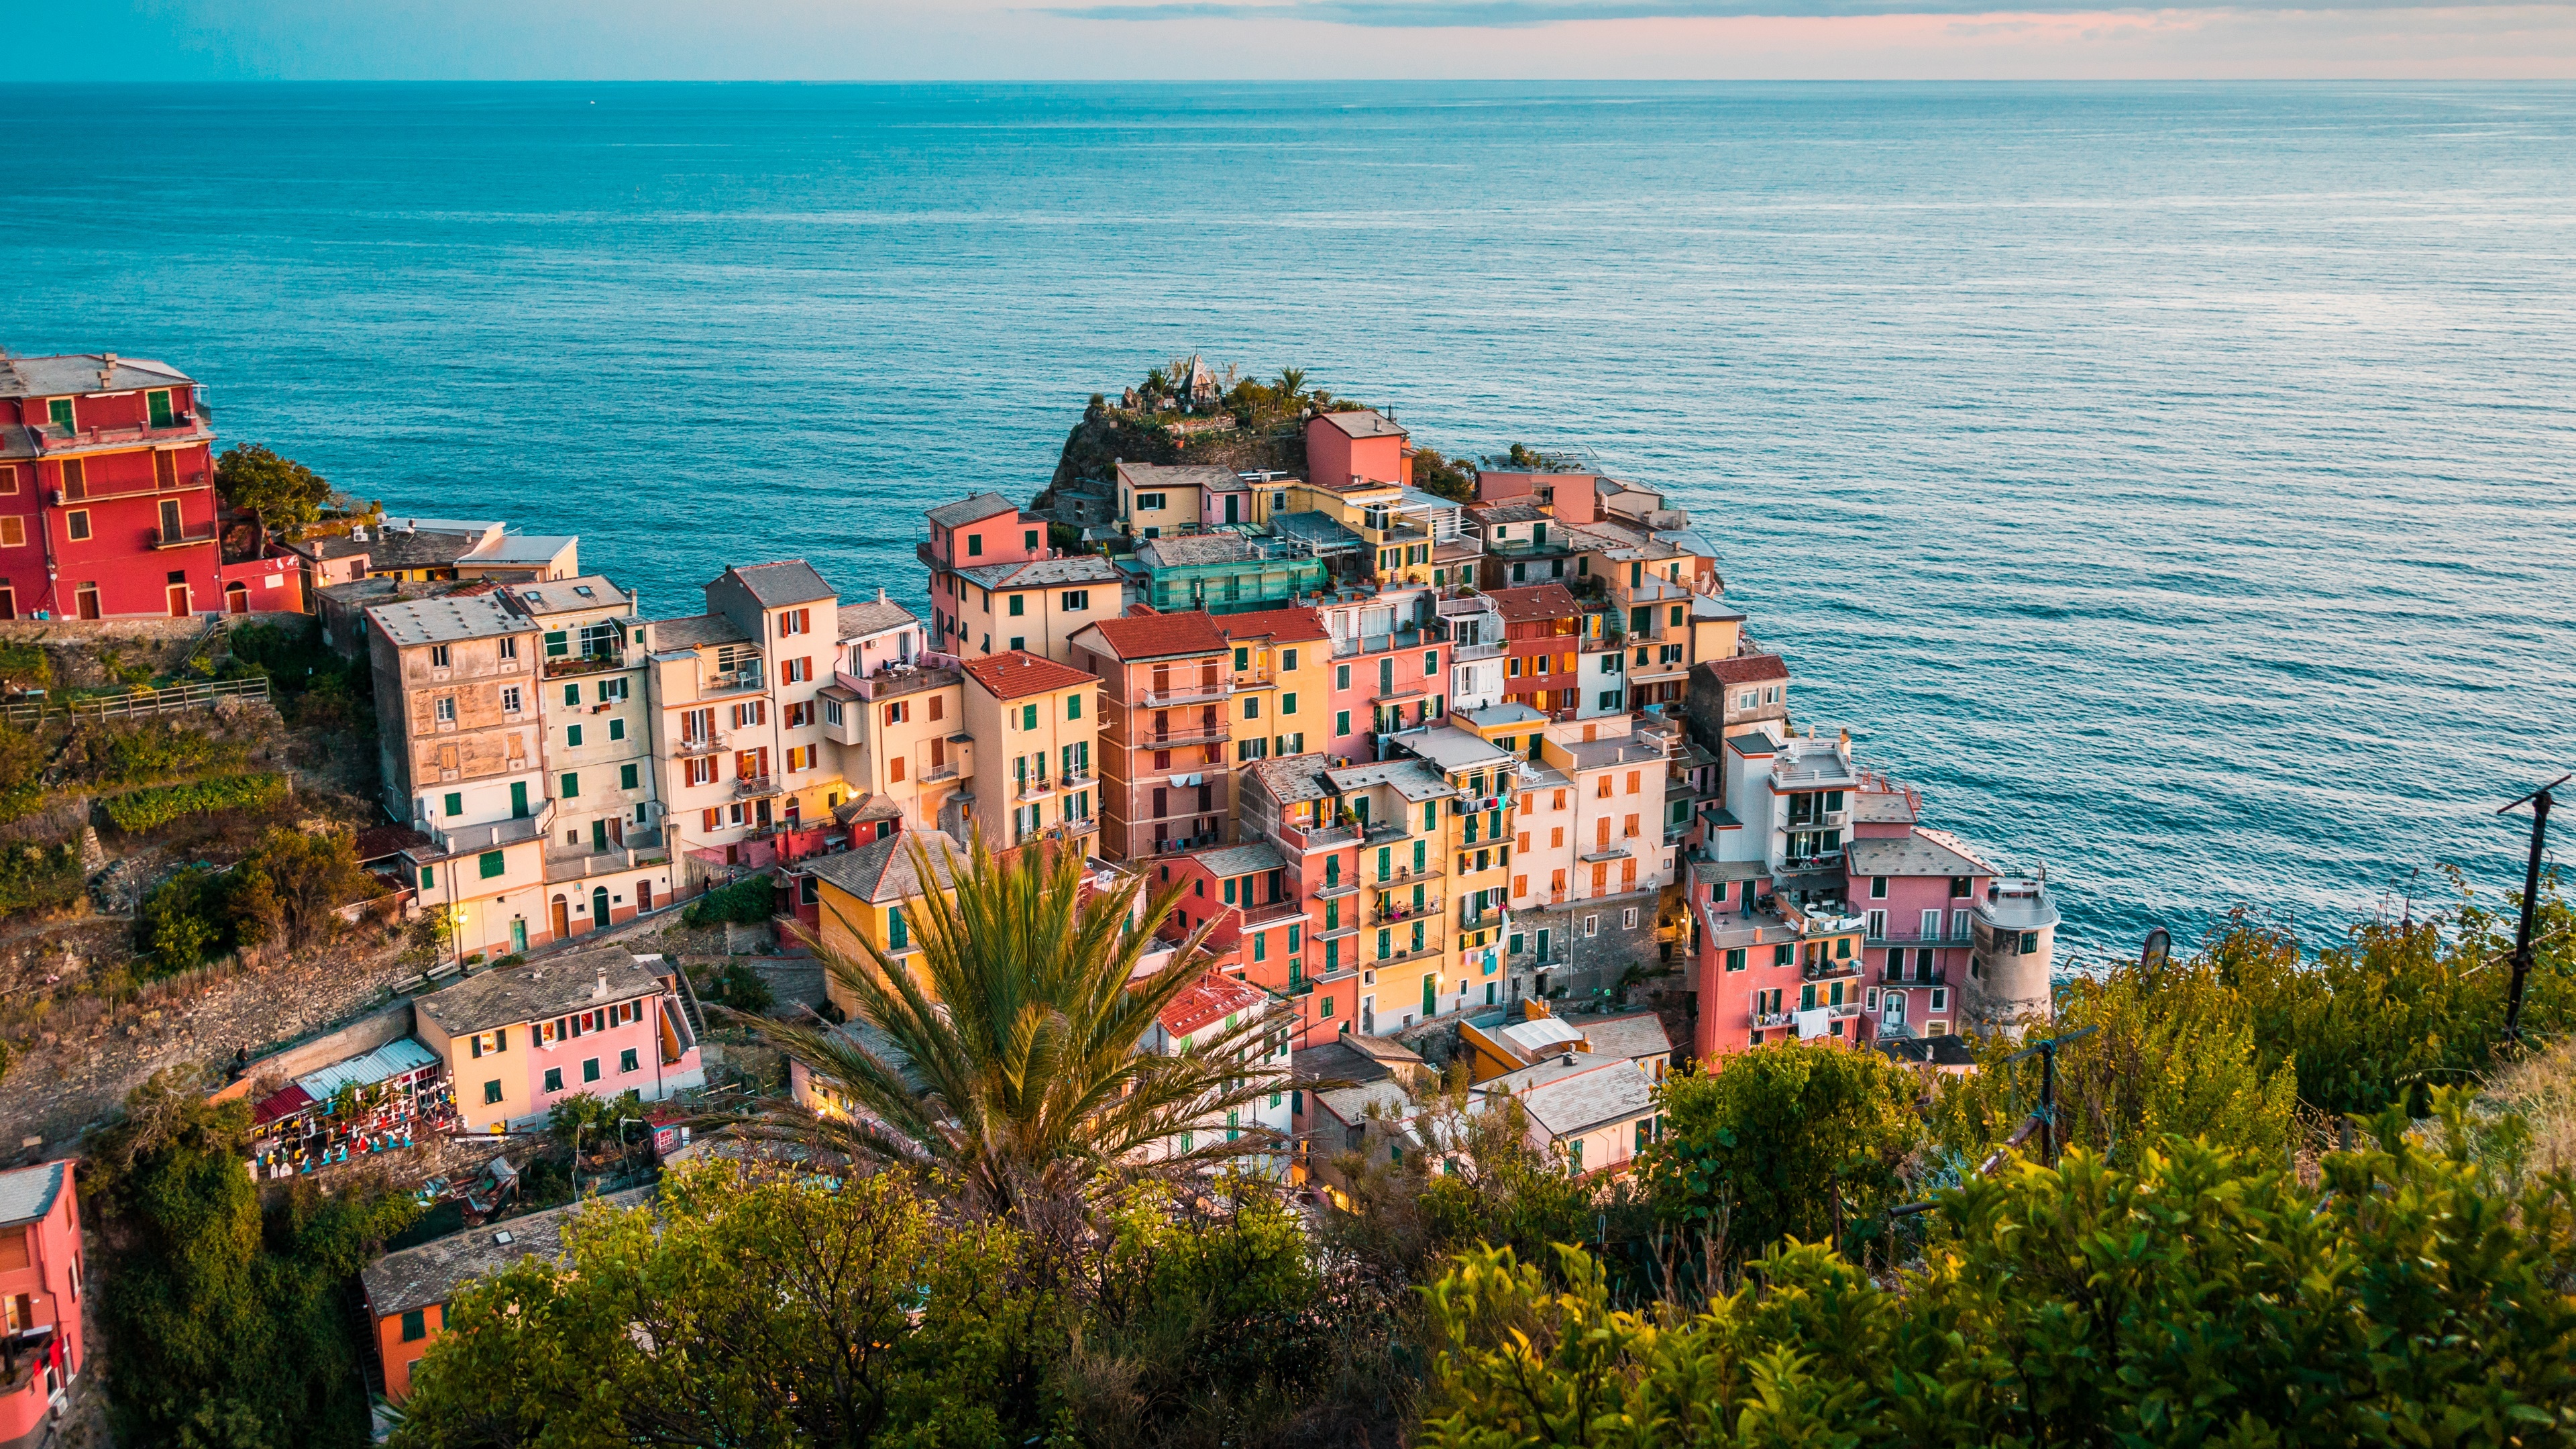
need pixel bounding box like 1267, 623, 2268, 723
17, 0, 2576, 80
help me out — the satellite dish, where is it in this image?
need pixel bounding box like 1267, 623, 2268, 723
2141, 927, 2172, 976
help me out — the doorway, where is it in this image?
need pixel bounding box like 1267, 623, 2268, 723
637, 880, 653, 913
166, 584, 189, 618
550, 896, 570, 940
509, 918, 528, 953
592, 885, 610, 928
223, 582, 248, 614
76, 586, 102, 621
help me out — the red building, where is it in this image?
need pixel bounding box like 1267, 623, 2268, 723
1489, 583, 1583, 720
1304, 409, 1412, 490
0, 1160, 85, 1447
0, 354, 221, 620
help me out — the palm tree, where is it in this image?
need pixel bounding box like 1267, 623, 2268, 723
751, 833, 1291, 1225
1275, 368, 1308, 402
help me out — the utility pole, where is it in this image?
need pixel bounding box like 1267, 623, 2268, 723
2498, 774, 2569, 1049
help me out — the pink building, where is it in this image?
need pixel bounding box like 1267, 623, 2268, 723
1303, 410, 1411, 490
1844, 777, 1992, 1042
0, 1160, 84, 1448
412, 945, 706, 1132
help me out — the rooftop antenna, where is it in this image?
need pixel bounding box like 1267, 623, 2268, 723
2498, 773, 2569, 1049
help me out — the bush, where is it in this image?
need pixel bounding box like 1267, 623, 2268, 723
704, 961, 775, 1013
101, 772, 285, 833
0, 841, 84, 920
0, 722, 48, 825
1421, 1095, 2576, 1447
137, 867, 235, 975
63, 718, 247, 789
0, 641, 52, 693
683, 875, 775, 927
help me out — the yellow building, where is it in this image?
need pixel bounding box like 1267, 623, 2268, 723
1216, 607, 1330, 767
959, 650, 1102, 849
1320, 756, 1453, 1036
818, 665, 970, 836
1388, 724, 1521, 1020
799, 830, 969, 1016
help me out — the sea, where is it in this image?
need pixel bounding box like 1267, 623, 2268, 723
4, 81, 2571, 961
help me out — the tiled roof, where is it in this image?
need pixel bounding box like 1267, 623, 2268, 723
0, 1161, 66, 1228
1187, 840, 1286, 879
831, 793, 906, 826
1468, 501, 1552, 526
362, 1185, 655, 1318
503, 577, 627, 618
1159, 971, 1271, 1038
1081, 608, 1229, 662
1, 353, 192, 398
416, 947, 672, 1038
1120, 462, 1244, 491
1701, 653, 1790, 686
1138, 533, 1261, 568
724, 560, 835, 608
803, 830, 967, 907
649, 612, 752, 649
962, 649, 1097, 702
1493, 1055, 1655, 1140
955, 554, 1122, 590
837, 596, 919, 641
367, 592, 537, 647
1488, 583, 1582, 624
1580, 1011, 1673, 1063
1314, 409, 1407, 440
1245, 753, 1335, 806
925, 492, 1020, 528
1216, 605, 1328, 643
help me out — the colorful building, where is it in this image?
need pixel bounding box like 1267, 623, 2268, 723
0, 1161, 85, 1446
1238, 753, 1365, 1044
960, 649, 1102, 849
0, 353, 220, 621
1303, 409, 1411, 490
800, 830, 969, 1014
411, 946, 705, 1132
1071, 608, 1236, 861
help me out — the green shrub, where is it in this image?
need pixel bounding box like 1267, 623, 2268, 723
1422, 1095, 2576, 1448
0, 841, 84, 919
0, 642, 51, 693
137, 867, 235, 975
102, 773, 284, 833
704, 961, 775, 1013
64, 718, 247, 789
683, 875, 775, 927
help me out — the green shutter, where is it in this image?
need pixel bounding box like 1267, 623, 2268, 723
419, 866, 435, 890
443, 792, 462, 816
561, 772, 579, 798
545, 630, 569, 657
479, 851, 506, 879
1066, 693, 1081, 720
621, 763, 639, 790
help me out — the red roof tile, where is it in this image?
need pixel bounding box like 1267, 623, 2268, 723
1216, 606, 1328, 643
1084, 609, 1230, 661
1488, 582, 1582, 624
1158, 970, 1271, 1038
1701, 653, 1790, 685
961, 649, 1099, 702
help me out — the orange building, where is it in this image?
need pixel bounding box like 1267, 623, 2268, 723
1069, 608, 1235, 861
1303, 409, 1412, 490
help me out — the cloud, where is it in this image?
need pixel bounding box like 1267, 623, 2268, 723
1046, 0, 2561, 21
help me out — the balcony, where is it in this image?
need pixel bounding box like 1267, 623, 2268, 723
1372, 896, 1442, 926
1362, 820, 1410, 846
1140, 682, 1231, 708
1371, 863, 1437, 887
1242, 898, 1305, 929
544, 652, 629, 680
1014, 776, 1057, 802
1154, 833, 1224, 855
700, 669, 765, 698
1753, 1009, 1795, 1029
35, 411, 209, 451
674, 735, 725, 757
429, 800, 556, 854
1459, 902, 1506, 930
1865, 924, 1971, 947
1059, 769, 1097, 793
1802, 957, 1865, 982
543, 832, 671, 883
1450, 639, 1506, 663
1140, 724, 1230, 749
151, 522, 220, 549
734, 775, 779, 800
836, 660, 963, 701
920, 763, 962, 786
1882, 965, 1949, 986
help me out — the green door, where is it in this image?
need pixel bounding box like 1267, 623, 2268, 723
509, 918, 527, 953
592, 886, 610, 926
1422, 975, 1436, 1019
148, 390, 174, 428
511, 782, 529, 818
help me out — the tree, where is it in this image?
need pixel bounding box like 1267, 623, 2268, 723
1412, 445, 1478, 504
1421, 1095, 2576, 1448
750, 835, 1286, 1228
233, 825, 367, 949
1274, 368, 1308, 400
393, 1160, 1055, 1448
89, 1071, 419, 1448
214, 443, 331, 552
1639, 1042, 1922, 1262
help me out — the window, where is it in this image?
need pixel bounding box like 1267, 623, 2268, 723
429, 644, 452, 668
2021, 930, 2041, 953
444, 792, 464, 816
543, 1067, 564, 1093
498, 636, 519, 661
483, 1079, 503, 1104
65, 510, 91, 541
885, 700, 909, 724
967, 534, 983, 556
583, 1057, 600, 1083
1623, 908, 1639, 929
478, 850, 505, 880
1134, 492, 1165, 510
400, 1307, 427, 1342
500, 686, 522, 714
1725, 947, 1746, 971
1242, 696, 1259, 720
566, 723, 584, 749
779, 606, 811, 636
1022, 703, 1038, 729
0, 519, 18, 549
1335, 710, 1351, 737
783, 657, 812, 684
1582, 914, 1599, 937
1931, 988, 1949, 1011
824, 698, 843, 726
1335, 664, 1350, 690
1870, 876, 1888, 899
435, 696, 456, 723
1062, 590, 1089, 611
1008, 594, 1024, 617
608, 716, 627, 741
888, 906, 908, 951
1424, 651, 1439, 676
564, 684, 582, 708
1066, 692, 1082, 720
560, 771, 579, 798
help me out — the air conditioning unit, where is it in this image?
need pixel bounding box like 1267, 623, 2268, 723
49, 490, 64, 506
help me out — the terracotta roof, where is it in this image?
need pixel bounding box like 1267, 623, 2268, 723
1488, 583, 1582, 625
962, 649, 1098, 702
1701, 653, 1790, 686
1081, 608, 1229, 662
1159, 971, 1271, 1038
1216, 606, 1328, 643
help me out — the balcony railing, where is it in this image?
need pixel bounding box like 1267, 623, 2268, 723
151, 523, 220, 549
544, 653, 629, 679
1451, 640, 1506, 663
674, 735, 724, 757
1802, 959, 1866, 981
1372, 896, 1442, 926
1370, 863, 1436, 886
700, 669, 765, 697
734, 775, 779, 799
1753, 1010, 1795, 1029
1882, 965, 1949, 986
1459, 902, 1506, 930
1865, 924, 1972, 946
1140, 682, 1231, 708
1140, 724, 1231, 749
1153, 833, 1224, 855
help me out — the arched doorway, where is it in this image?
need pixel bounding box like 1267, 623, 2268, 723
224, 582, 249, 615
592, 885, 610, 929
549, 894, 570, 941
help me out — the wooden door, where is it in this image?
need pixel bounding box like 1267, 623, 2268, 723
166, 585, 189, 618
77, 586, 102, 620
549, 897, 570, 940
225, 583, 248, 614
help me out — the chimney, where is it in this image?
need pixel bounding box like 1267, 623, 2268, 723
593, 961, 610, 1000
877, 587, 887, 605
98, 352, 118, 388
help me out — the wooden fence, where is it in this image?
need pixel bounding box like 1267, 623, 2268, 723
3, 676, 270, 727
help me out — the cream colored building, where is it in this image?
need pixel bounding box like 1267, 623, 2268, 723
959, 650, 1102, 849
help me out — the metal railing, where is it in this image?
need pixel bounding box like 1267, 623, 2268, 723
1372, 896, 1442, 926
3, 674, 268, 726
151, 523, 220, 548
